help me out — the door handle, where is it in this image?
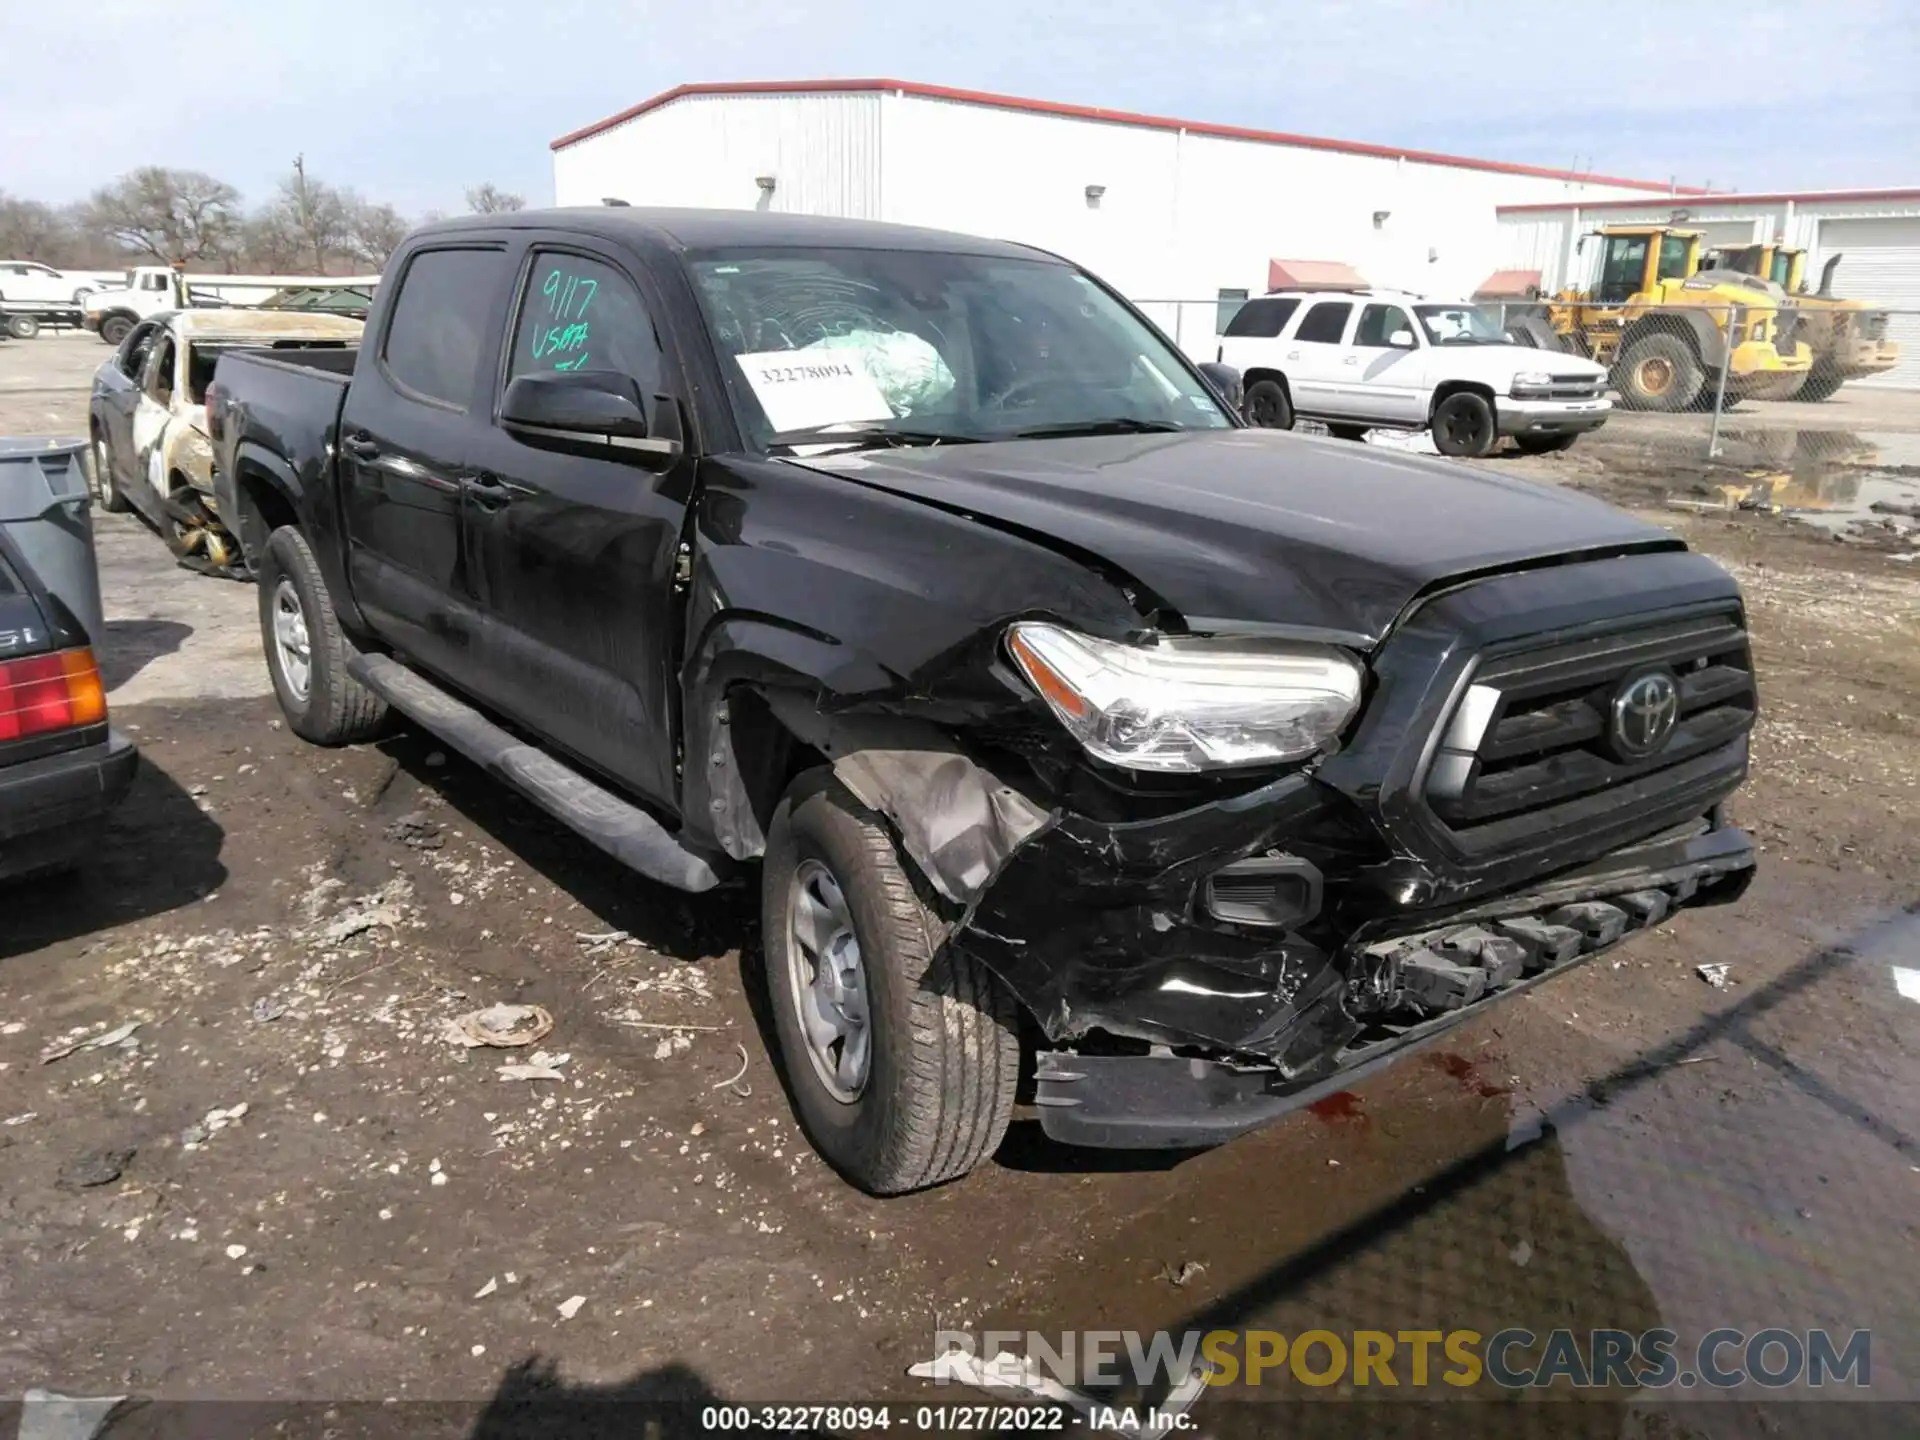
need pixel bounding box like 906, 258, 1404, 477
461, 471, 513, 507
1286, 351, 1300, 361
1343, 356, 1359, 365
342, 434, 380, 461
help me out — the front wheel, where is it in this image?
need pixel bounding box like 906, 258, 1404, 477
99, 315, 133, 347
1243, 378, 1293, 429
1431, 393, 1498, 458
255, 526, 389, 745
1615, 333, 1704, 412
91, 431, 129, 513
762, 775, 1020, 1195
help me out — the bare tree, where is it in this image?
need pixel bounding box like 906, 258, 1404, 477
85, 166, 242, 264
269, 155, 357, 273
0, 192, 72, 261
465, 183, 526, 214
238, 207, 308, 272
346, 200, 410, 270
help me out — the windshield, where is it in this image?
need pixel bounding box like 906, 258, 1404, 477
1413, 303, 1510, 346
687, 247, 1234, 450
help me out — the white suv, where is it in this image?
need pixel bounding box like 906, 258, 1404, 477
1217, 291, 1611, 458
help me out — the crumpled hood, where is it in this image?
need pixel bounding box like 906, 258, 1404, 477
789, 428, 1676, 643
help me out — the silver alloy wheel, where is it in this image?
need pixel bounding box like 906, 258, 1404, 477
786, 857, 871, 1103
93, 436, 115, 506
271, 577, 313, 702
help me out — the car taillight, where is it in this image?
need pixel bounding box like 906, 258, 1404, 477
0, 648, 107, 742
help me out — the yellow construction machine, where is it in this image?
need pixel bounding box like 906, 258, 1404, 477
1700, 242, 1900, 401
1486, 225, 1812, 412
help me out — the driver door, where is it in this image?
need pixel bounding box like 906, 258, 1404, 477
1347, 303, 1426, 425
96, 320, 161, 490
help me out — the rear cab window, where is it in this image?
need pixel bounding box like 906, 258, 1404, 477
1223, 297, 1301, 339
1294, 302, 1353, 344
380, 247, 510, 408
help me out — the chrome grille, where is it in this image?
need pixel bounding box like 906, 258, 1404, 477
1424, 614, 1755, 851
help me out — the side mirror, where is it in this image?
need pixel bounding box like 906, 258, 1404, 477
1195, 361, 1243, 412
503, 370, 651, 439
1389, 328, 1416, 348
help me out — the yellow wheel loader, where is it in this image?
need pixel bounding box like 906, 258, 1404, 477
1700, 243, 1900, 401
1483, 226, 1813, 413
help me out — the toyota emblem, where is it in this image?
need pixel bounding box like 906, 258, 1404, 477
1611, 670, 1679, 758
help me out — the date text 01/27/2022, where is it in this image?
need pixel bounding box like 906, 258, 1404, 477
698, 1405, 1076, 1431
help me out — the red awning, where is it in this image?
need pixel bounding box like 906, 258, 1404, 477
1266, 258, 1370, 292
1472, 268, 1543, 300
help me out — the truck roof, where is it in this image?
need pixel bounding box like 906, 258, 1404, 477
411, 206, 1051, 260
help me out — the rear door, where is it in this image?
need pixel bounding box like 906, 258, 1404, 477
1346, 301, 1427, 424
460, 240, 695, 809
1284, 300, 1357, 416
338, 241, 513, 689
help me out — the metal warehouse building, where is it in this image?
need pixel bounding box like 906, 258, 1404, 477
1498, 190, 1920, 387
550, 79, 1695, 351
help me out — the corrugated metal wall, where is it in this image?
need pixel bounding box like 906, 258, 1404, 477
552, 93, 883, 217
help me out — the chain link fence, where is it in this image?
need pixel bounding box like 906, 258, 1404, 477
1136, 295, 1920, 460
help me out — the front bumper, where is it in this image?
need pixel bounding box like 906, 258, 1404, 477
1727, 340, 1813, 399
1497, 395, 1611, 437
0, 728, 139, 881
81, 313, 101, 333
1033, 818, 1753, 1147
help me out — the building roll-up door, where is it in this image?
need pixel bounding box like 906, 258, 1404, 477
1816, 217, 1920, 389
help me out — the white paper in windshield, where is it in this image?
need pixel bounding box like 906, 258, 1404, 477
735, 350, 893, 433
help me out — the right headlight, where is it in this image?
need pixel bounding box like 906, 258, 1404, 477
1006, 621, 1363, 773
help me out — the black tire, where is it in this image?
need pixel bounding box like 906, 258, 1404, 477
91, 429, 129, 513
1514, 432, 1580, 455
1431, 392, 1498, 458
1790, 370, 1844, 403
1243, 377, 1293, 429
1615, 332, 1704, 412
100, 314, 134, 347
255, 526, 389, 745
1327, 423, 1370, 442
5, 314, 38, 340
761, 774, 1020, 1195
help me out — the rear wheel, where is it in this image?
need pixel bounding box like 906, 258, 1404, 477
1243, 378, 1293, 429
100, 314, 133, 347
1615, 332, 1704, 412
91, 430, 129, 513
1327, 423, 1369, 442
1514, 432, 1580, 455
762, 775, 1020, 1195
1431, 393, 1498, 458
5, 315, 38, 340
255, 526, 389, 745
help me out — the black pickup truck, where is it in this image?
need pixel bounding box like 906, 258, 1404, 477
206, 208, 1757, 1194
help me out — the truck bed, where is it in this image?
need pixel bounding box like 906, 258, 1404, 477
206, 348, 355, 569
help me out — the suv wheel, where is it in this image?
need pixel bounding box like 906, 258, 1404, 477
91, 430, 129, 513
1431, 393, 1497, 458
762, 774, 1020, 1195
255, 526, 389, 745
1243, 378, 1293, 429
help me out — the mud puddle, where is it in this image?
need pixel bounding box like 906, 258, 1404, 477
1651, 428, 1920, 548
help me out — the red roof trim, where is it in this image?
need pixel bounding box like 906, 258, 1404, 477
1498, 187, 1920, 214
550, 79, 1702, 192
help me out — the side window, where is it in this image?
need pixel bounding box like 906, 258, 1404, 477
1214, 288, 1249, 334
381, 247, 508, 407
1354, 304, 1415, 349
506, 251, 662, 393
1294, 301, 1352, 344
1656, 234, 1693, 283
144, 336, 177, 405
1224, 297, 1301, 339
1596, 237, 1648, 302
119, 324, 156, 380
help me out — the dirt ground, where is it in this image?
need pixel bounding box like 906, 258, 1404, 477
1, 333, 1916, 1435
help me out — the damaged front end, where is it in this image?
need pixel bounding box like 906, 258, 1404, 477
761, 547, 1758, 1150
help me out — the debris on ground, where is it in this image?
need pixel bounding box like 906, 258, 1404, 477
322, 877, 415, 943
474, 1276, 499, 1299
18, 1388, 126, 1440
498, 1051, 568, 1083
384, 810, 445, 850
1697, 963, 1732, 989
249, 995, 287, 1023
710, 1042, 752, 1096
57, 1147, 134, 1190
1509, 1239, 1534, 1267
1156, 1260, 1206, 1287
40, 1021, 141, 1065
576, 929, 631, 955
445, 1003, 554, 1049
556, 1295, 586, 1320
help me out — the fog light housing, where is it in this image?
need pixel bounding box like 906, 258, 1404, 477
1203, 854, 1323, 929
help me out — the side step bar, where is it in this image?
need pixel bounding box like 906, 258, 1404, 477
348, 654, 726, 893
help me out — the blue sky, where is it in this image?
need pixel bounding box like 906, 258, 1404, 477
4, 0, 1913, 216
